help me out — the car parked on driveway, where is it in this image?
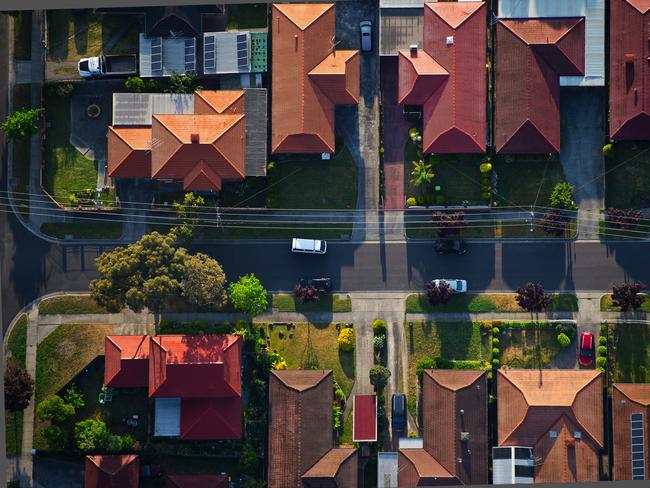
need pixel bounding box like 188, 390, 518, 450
391, 393, 407, 433
578, 332, 595, 367
360, 21, 372, 52
299, 277, 332, 293
435, 239, 468, 255
432, 279, 467, 293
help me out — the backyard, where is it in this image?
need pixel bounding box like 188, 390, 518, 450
5, 315, 28, 456
265, 322, 355, 397
405, 293, 578, 314
604, 141, 650, 209
609, 322, 650, 383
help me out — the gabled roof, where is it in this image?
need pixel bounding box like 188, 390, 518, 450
398, 448, 455, 486
497, 369, 603, 483
271, 3, 359, 154
107, 127, 152, 178
609, 0, 650, 140
194, 90, 245, 115
180, 397, 242, 440
612, 383, 650, 481
397, 50, 448, 105
104, 336, 149, 388
85, 455, 139, 488
495, 17, 585, 153
166, 474, 229, 488
302, 447, 357, 485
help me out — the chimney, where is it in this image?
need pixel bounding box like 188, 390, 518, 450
410, 44, 418, 57
190, 133, 200, 144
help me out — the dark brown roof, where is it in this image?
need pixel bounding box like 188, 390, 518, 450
302, 448, 357, 487
497, 369, 603, 483
85, 455, 139, 488
398, 448, 455, 487
612, 383, 650, 480
166, 474, 229, 488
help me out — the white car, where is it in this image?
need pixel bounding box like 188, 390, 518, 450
433, 279, 467, 293
291, 238, 327, 254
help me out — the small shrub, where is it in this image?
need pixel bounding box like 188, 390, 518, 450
550, 182, 576, 209
36, 395, 75, 423
406, 197, 417, 207
597, 345, 607, 357
64, 384, 85, 410
369, 365, 391, 390
598, 336, 607, 346
478, 320, 492, 335
416, 356, 437, 380
492, 327, 500, 336
487, 371, 493, 380
55, 82, 74, 98
372, 319, 387, 335
337, 328, 355, 352
488, 394, 495, 404
492, 358, 501, 368
41, 425, 66, 453
120, 434, 135, 450
557, 332, 571, 348
492, 347, 500, 356
596, 356, 607, 368
124, 76, 145, 93
334, 388, 345, 403
373, 334, 386, 352
492, 337, 499, 346
493, 320, 502, 328
555, 323, 576, 341
480, 162, 492, 173
602, 143, 613, 157
600, 323, 607, 335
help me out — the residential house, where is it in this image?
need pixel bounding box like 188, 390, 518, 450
85, 454, 139, 488
104, 334, 242, 440
398, 370, 488, 486
496, 369, 604, 483
268, 370, 358, 487
397, 1, 486, 153
271, 3, 360, 154
612, 383, 650, 481
609, 0, 650, 140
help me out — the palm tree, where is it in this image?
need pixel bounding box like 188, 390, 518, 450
410, 160, 434, 187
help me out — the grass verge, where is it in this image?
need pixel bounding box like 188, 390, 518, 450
604, 142, 650, 209
5, 314, 28, 456
38, 295, 107, 315
609, 322, 650, 382
405, 293, 578, 314
40, 222, 123, 240
600, 294, 650, 313
271, 294, 352, 313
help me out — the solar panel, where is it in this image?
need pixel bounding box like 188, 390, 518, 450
204, 34, 216, 74
236, 33, 249, 70
631, 413, 645, 480
184, 38, 196, 73
150, 37, 163, 76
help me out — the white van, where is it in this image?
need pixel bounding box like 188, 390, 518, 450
291, 238, 327, 254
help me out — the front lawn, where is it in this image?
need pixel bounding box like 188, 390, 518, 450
38, 295, 108, 315
600, 294, 650, 313
604, 142, 650, 209
405, 321, 490, 419
13, 11, 32, 60
200, 221, 353, 240
500, 327, 564, 368
405, 293, 578, 313
265, 322, 355, 397
41, 222, 123, 240
405, 218, 575, 239
5, 314, 28, 456
271, 294, 352, 313
12, 84, 32, 218
227, 4, 267, 29
609, 322, 650, 383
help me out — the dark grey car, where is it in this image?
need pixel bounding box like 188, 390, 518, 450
391, 393, 407, 433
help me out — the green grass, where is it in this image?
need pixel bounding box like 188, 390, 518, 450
340, 409, 353, 445
610, 322, 650, 383
600, 294, 650, 313
604, 142, 650, 209
500, 327, 564, 368
11, 84, 32, 218
40, 222, 123, 240
43, 94, 98, 206
271, 145, 358, 210
5, 314, 28, 456
12, 11, 32, 60
38, 295, 108, 315
405, 293, 578, 313
598, 219, 649, 240
271, 294, 352, 313
227, 4, 268, 29
266, 323, 355, 397
199, 222, 353, 240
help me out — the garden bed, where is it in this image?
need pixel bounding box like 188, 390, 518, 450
38, 295, 107, 315
405, 218, 576, 239
271, 294, 352, 313
499, 327, 564, 368
600, 294, 650, 312
405, 293, 578, 314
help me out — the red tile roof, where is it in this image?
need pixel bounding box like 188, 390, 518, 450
497, 369, 603, 483
495, 18, 585, 153
612, 383, 650, 480
397, 2, 486, 153
271, 3, 359, 154
194, 90, 245, 115
166, 474, 229, 488
353, 395, 377, 442
180, 397, 242, 440
85, 455, 139, 488
104, 336, 149, 388
107, 127, 152, 178
609, 0, 650, 140
301, 447, 357, 486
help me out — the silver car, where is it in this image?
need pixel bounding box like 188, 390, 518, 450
360, 21, 372, 52
433, 279, 467, 293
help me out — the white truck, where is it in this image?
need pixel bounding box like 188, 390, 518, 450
78, 55, 137, 79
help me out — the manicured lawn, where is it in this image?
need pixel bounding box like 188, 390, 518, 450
500, 327, 564, 368
271, 294, 352, 313
405, 321, 490, 419
609, 322, 650, 383
38, 295, 108, 315
405, 293, 578, 313
199, 222, 353, 240
12, 84, 32, 218
7, 314, 28, 368
265, 322, 355, 397
600, 294, 650, 313
43, 94, 98, 206
339, 409, 353, 445
598, 219, 649, 240
604, 142, 650, 209
5, 314, 28, 456
13, 11, 32, 60
227, 4, 268, 29
40, 222, 123, 240
271, 145, 358, 210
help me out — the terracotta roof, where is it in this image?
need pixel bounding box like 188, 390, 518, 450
166, 474, 229, 488
609, 0, 650, 140
497, 369, 603, 483
271, 3, 359, 154
495, 17, 585, 153
301, 447, 357, 480
107, 127, 152, 178
85, 455, 139, 488
104, 336, 149, 388
397, 50, 448, 105
398, 448, 454, 486
194, 90, 245, 115
353, 395, 377, 442
180, 397, 242, 440
612, 384, 650, 480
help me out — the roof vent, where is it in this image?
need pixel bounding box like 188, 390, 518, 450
460, 409, 465, 416
625, 54, 636, 63
550, 431, 558, 439
409, 44, 418, 57
460, 432, 470, 441
190, 133, 200, 144
446, 36, 454, 46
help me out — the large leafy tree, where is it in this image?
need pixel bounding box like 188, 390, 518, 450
516, 282, 551, 316
5, 364, 34, 413
410, 160, 434, 187
74, 419, 111, 451
228, 274, 268, 316
539, 209, 570, 236
1, 108, 42, 140
171, 192, 206, 243
606, 208, 643, 231
182, 253, 228, 309
36, 395, 75, 423
425, 280, 454, 305
90, 232, 188, 313
431, 211, 467, 238
611, 282, 646, 312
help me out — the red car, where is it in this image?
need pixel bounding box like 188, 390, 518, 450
578, 332, 595, 366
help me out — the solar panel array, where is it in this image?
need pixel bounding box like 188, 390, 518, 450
237, 34, 249, 70
151, 37, 163, 77
204, 34, 216, 74
631, 413, 645, 480
184, 38, 196, 73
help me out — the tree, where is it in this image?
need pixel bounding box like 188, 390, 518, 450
516, 282, 551, 316
410, 160, 434, 186
182, 253, 228, 309
416, 357, 437, 380
337, 328, 355, 352
228, 274, 268, 316
64, 384, 85, 410
539, 209, 570, 236
74, 419, 111, 451
293, 284, 319, 304
170, 192, 206, 243
550, 182, 576, 209
369, 365, 391, 391
1, 108, 42, 140
41, 425, 66, 453
166, 73, 202, 94
606, 208, 643, 230
124, 76, 145, 93
557, 333, 571, 348
611, 282, 646, 312
4, 364, 34, 413
36, 395, 75, 423
239, 443, 259, 473
90, 232, 188, 313
425, 280, 454, 305
431, 211, 466, 238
